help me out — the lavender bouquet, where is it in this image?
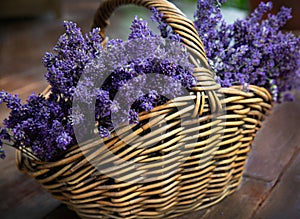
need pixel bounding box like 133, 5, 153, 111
194, 0, 300, 102
0, 0, 300, 162
0, 9, 195, 161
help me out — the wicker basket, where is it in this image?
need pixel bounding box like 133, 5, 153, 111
17, 0, 272, 218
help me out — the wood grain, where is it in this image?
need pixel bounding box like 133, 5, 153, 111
0, 1, 299, 218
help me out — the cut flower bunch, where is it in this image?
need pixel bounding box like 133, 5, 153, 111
0, 0, 300, 162
194, 0, 300, 101
0, 9, 195, 161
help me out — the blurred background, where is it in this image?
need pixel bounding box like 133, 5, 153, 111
0, 1, 299, 219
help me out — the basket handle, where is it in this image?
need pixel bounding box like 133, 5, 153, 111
92, 0, 222, 112
93, 0, 209, 66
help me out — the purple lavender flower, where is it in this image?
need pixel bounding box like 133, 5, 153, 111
151, 7, 181, 41
71, 15, 196, 140
0, 12, 195, 161
128, 16, 155, 40
43, 21, 102, 98
98, 126, 110, 138
128, 109, 139, 124
0, 127, 11, 159
0, 144, 5, 159
0, 91, 22, 110
194, 0, 300, 102
0, 86, 78, 160
282, 92, 295, 102
56, 131, 72, 150
3, 1, 299, 163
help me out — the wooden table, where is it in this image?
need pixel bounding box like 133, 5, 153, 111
1, 1, 300, 218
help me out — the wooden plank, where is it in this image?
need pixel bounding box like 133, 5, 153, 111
0, 17, 61, 219
253, 151, 300, 219
0, 1, 100, 218
0, 0, 97, 218
197, 177, 271, 219
175, 210, 206, 219
1, 1, 300, 219
245, 91, 300, 182
43, 205, 79, 219
0, 148, 60, 219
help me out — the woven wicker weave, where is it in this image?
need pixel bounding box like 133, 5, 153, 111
17, 0, 272, 218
